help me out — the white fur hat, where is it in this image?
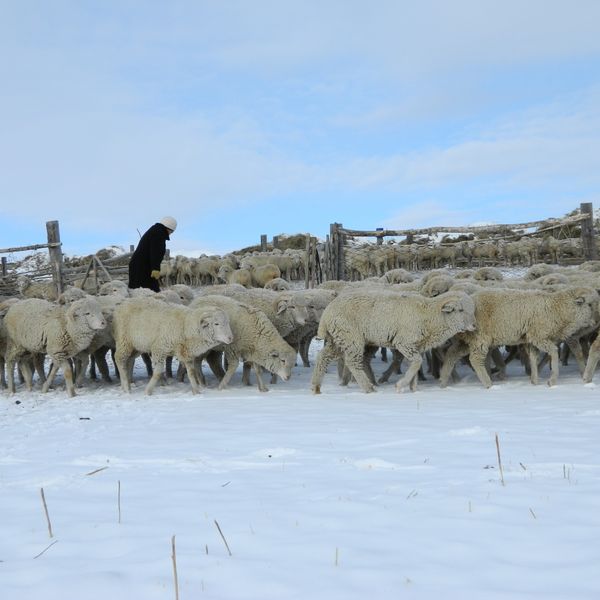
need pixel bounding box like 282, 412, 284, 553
159, 216, 177, 232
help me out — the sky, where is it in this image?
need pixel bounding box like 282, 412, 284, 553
2, 0, 600, 257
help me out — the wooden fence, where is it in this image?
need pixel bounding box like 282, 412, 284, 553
323, 202, 597, 280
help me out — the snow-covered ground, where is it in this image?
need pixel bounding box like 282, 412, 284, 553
2, 341, 600, 600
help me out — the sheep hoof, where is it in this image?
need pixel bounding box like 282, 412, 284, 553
312, 385, 321, 395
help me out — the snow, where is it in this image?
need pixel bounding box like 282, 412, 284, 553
2, 342, 600, 600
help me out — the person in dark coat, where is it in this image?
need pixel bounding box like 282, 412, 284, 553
128, 216, 177, 292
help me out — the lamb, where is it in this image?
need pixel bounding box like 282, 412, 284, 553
420, 274, 454, 297
189, 295, 297, 392
217, 264, 253, 288
113, 297, 233, 395
472, 267, 504, 282
311, 290, 476, 393
264, 277, 291, 291
248, 263, 281, 288
16, 275, 58, 301
98, 280, 130, 297
4, 297, 107, 396
381, 268, 415, 284
439, 287, 600, 388
169, 284, 195, 305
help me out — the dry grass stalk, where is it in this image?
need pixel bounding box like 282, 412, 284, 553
40, 487, 53, 538
118, 480, 121, 524
85, 466, 109, 476
495, 433, 505, 486
171, 535, 179, 600
214, 519, 232, 556
33, 540, 58, 559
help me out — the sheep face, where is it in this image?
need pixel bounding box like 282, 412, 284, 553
264, 346, 297, 381
439, 293, 477, 333
276, 296, 307, 326
572, 288, 600, 329
68, 298, 107, 331
195, 308, 234, 346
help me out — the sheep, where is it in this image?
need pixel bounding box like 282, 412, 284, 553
264, 277, 291, 291
248, 263, 281, 288
217, 264, 253, 288
206, 287, 308, 338
168, 284, 194, 305
58, 286, 90, 304
113, 297, 233, 395
4, 297, 107, 396
583, 334, 600, 383
16, 275, 58, 301
0, 298, 20, 388
439, 287, 600, 388
472, 266, 504, 282
311, 290, 476, 393
98, 280, 130, 297
155, 289, 184, 304
524, 263, 556, 280
284, 289, 337, 367
381, 268, 415, 284
189, 295, 297, 392
420, 274, 454, 297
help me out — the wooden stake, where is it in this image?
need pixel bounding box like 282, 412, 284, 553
40, 487, 54, 538
495, 433, 505, 486
214, 519, 232, 556
171, 535, 179, 600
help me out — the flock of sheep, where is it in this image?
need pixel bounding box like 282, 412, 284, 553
2, 254, 600, 397
345, 236, 585, 279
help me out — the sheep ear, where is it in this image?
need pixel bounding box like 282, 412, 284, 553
575, 296, 585, 305
441, 300, 458, 313
276, 300, 288, 314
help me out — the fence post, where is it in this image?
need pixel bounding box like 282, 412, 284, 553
130, 244, 135, 252
580, 202, 597, 261
376, 227, 384, 245
1, 256, 6, 277
46, 220, 64, 295
260, 234, 268, 252
273, 235, 279, 250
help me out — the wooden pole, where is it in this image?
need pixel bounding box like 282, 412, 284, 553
46, 220, 64, 296
1, 256, 6, 277
304, 234, 311, 289
329, 224, 339, 280
273, 235, 279, 249
580, 202, 597, 261
129, 244, 135, 252
260, 234, 268, 252
376, 227, 384, 245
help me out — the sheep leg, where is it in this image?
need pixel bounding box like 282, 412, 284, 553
0, 356, 5, 389
206, 351, 226, 380
242, 362, 252, 386
166, 356, 174, 378
299, 336, 312, 367
565, 338, 586, 374
114, 346, 132, 392
533, 341, 560, 386
75, 352, 90, 386
183, 360, 202, 394
19, 359, 34, 391
42, 361, 61, 393
145, 354, 167, 395
33, 353, 46, 384
341, 347, 376, 393
378, 349, 403, 384
395, 352, 423, 392
439, 340, 470, 387
141, 352, 153, 376
469, 347, 493, 388
61, 359, 76, 397
583, 337, 600, 382
490, 347, 506, 380
89, 354, 98, 380
311, 341, 340, 394
526, 344, 539, 385
253, 363, 269, 392
93, 348, 112, 382
217, 349, 239, 390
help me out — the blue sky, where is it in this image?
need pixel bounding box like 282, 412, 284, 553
2, 1, 600, 257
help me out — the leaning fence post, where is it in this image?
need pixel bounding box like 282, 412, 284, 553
46, 220, 64, 296
580, 202, 597, 261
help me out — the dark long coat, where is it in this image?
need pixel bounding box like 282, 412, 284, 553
128, 223, 171, 292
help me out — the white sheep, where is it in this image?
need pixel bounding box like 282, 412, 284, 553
113, 297, 233, 395
440, 286, 600, 388
16, 275, 58, 301
189, 295, 297, 392
217, 264, 253, 288
311, 290, 476, 393
4, 297, 107, 396
264, 277, 291, 291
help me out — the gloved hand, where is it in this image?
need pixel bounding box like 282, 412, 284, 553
150, 270, 161, 280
